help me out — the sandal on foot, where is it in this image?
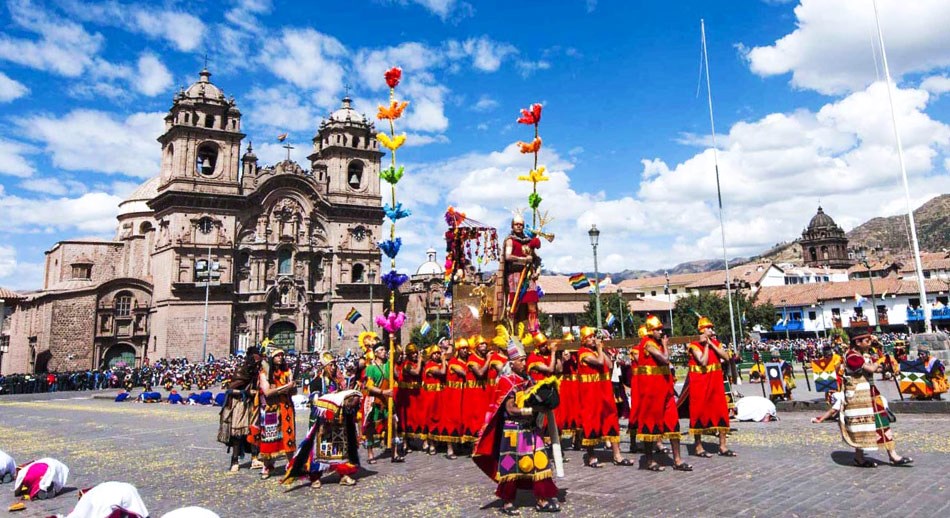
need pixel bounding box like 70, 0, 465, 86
535, 501, 561, 513
391, 455, 406, 463
260, 470, 271, 480
310, 479, 322, 489
693, 451, 713, 458
853, 459, 878, 468
499, 506, 520, 516
445, 453, 458, 460
340, 476, 357, 486
890, 457, 913, 466
643, 462, 665, 472
612, 457, 635, 466
655, 446, 672, 455
718, 450, 737, 457
229, 464, 240, 472
367, 458, 377, 465
673, 462, 693, 472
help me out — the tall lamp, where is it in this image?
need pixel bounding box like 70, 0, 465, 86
588, 224, 602, 330
858, 251, 881, 333
617, 287, 626, 339
368, 268, 377, 330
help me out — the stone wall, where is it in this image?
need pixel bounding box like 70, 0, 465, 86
48, 293, 97, 371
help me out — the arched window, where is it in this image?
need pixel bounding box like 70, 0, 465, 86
278, 249, 293, 275
204, 113, 215, 128
238, 249, 251, 269
821, 245, 829, 260
139, 221, 153, 234
351, 263, 365, 283
115, 292, 133, 318
196, 142, 219, 176
809, 247, 817, 262
354, 136, 361, 148
347, 160, 363, 189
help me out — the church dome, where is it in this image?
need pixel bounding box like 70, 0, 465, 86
807, 206, 837, 230
416, 248, 444, 276
182, 68, 225, 101
326, 97, 368, 126
117, 176, 160, 217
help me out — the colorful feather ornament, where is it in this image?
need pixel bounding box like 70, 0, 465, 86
375, 311, 407, 333
381, 270, 409, 291
377, 100, 409, 120
385, 67, 402, 88
517, 166, 549, 183
380, 165, 405, 184
378, 238, 402, 259
383, 202, 412, 222
517, 103, 543, 125
377, 132, 407, 151
517, 137, 542, 154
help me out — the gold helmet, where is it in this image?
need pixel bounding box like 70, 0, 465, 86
637, 325, 648, 338
698, 316, 714, 332
579, 326, 596, 340
532, 331, 549, 347
645, 314, 663, 331
455, 337, 470, 350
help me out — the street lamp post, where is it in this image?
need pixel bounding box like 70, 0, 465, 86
0, 298, 5, 375
368, 268, 377, 331
588, 224, 603, 330
617, 287, 626, 339
665, 271, 674, 334
781, 298, 790, 340
197, 219, 215, 363
861, 258, 881, 333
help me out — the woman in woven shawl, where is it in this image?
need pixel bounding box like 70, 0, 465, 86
283, 389, 363, 488
840, 332, 913, 467
218, 345, 263, 472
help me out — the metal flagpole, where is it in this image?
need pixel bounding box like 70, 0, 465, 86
872, 0, 932, 333
701, 19, 739, 349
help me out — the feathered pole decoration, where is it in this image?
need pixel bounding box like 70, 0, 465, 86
376, 66, 409, 450
515, 103, 546, 228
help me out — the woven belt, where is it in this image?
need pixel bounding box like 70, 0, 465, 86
447, 381, 464, 389
637, 365, 671, 376
579, 373, 610, 382
396, 382, 419, 389
465, 380, 487, 388
422, 383, 442, 391
688, 364, 721, 374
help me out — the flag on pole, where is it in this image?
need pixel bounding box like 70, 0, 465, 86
569, 273, 590, 290
588, 276, 611, 294
345, 307, 362, 323
605, 312, 617, 327
420, 321, 432, 336
854, 293, 867, 306
277, 133, 288, 142
335, 321, 344, 339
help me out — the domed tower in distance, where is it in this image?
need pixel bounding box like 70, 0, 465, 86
801, 206, 853, 269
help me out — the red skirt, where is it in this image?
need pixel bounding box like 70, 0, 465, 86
420, 385, 443, 440
579, 379, 621, 447
687, 368, 730, 435
555, 376, 579, 435
636, 374, 681, 442
464, 381, 490, 442
441, 382, 464, 443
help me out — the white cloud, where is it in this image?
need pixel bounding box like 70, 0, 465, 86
516, 60, 551, 77
742, 0, 950, 95
131, 8, 205, 52
921, 75, 950, 95
0, 139, 35, 177
18, 110, 165, 178
19, 177, 87, 196
0, 245, 16, 279
392, 0, 474, 21
445, 37, 517, 72
0, 191, 122, 234
0, 72, 29, 102
135, 53, 173, 96
472, 95, 499, 112
244, 87, 320, 132
0, 0, 103, 77
253, 142, 311, 168
260, 28, 347, 106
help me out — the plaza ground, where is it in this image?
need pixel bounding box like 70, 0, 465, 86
0, 392, 947, 517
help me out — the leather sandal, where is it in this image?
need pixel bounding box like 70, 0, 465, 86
718, 450, 737, 457
694, 451, 713, 458
672, 462, 693, 472
890, 457, 913, 467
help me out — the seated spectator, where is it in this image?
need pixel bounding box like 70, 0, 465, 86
67, 482, 148, 518
14, 458, 69, 501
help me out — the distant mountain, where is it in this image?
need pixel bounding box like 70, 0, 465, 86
846, 194, 950, 252
546, 258, 746, 282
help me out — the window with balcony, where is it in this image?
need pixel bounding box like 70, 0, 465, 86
278, 249, 293, 275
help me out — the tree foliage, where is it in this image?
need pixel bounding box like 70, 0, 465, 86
408, 324, 443, 348
671, 292, 775, 343
580, 293, 644, 338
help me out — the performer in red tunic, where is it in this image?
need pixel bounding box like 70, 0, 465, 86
627, 325, 647, 453
637, 315, 691, 472
487, 339, 509, 404
577, 326, 633, 468
420, 345, 447, 455
465, 335, 492, 442
556, 350, 579, 441
687, 316, 736, 458
443, 338, 469, 457
526, 332, 557, 382
502, 215, 543, 332
397, 343, 423, 445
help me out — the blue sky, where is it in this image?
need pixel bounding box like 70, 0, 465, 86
2, 0, 950, 290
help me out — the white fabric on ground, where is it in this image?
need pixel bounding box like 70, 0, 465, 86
735, 396, 777, 422
67, 481, 149, 518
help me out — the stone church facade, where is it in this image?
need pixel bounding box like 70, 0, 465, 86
3, 69, 386, 373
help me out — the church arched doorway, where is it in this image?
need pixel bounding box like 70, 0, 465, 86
268, 321, 297, 352
34, 350, 52, 374
103, 344, 137, 369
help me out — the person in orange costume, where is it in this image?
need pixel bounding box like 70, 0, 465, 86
577, 326, 633, 468
686, 316, 736, 458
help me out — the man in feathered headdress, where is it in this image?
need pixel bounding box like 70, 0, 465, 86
473, 326, 560, 514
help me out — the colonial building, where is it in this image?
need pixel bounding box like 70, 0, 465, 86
800, 206, 852, 269
3, 69, 385, 373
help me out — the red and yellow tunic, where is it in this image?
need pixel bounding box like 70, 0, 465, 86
397, 360, 423, 439
487, 351, 508, 402
686, 339, 730, 436
421, 360, 445, 440
577, 346, 620, 447
628, 340, 644, 437
636, 337, 681, 442
443, 356, 467, 443
556, 352, 579, 436
257, 368, 297, 460
526, 351, 551, 382
465, 353, 490, 442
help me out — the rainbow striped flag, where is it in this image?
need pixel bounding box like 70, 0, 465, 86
605, 312, 616, 327
345, 307, 361, 323
420, 321, 432, 336
569, 273, 590, 290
